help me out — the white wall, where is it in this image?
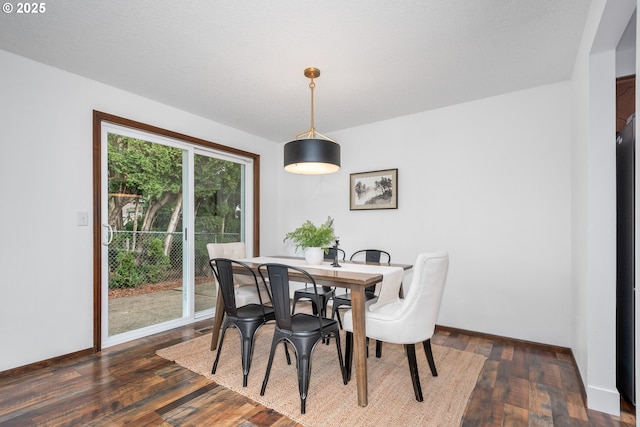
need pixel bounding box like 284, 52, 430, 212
618, 45, 637, 76
0, 50, 281, 371
276, 82, 573, 347
570, 0, 637, 416
570, 0, 599, 409
616, 9, 636, 77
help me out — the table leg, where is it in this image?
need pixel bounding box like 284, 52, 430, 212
350, 286, 368, 406
210, 287, 225, 351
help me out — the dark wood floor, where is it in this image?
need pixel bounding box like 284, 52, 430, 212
0, 320, 635, 426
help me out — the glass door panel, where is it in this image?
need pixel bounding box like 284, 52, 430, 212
103, 129, 187, 344
193, 152, 245, 317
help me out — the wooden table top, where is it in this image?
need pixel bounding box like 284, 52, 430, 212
238, 255, 412, 289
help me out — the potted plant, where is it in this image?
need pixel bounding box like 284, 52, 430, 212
284, 216, 337, 265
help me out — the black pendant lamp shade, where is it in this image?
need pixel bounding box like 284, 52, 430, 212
284, 67, 341, 174
284, 138, 341, 174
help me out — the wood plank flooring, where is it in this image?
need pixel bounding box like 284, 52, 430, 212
0, 320, 634, 426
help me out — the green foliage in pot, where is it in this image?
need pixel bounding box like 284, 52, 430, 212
284, 216, 337, 252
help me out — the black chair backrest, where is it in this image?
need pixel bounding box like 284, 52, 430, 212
210, 258, 265, 317
259, 263, 324, 331
350, 249, 391, 264
324, 248, 346, 261
349, 250, 391, 297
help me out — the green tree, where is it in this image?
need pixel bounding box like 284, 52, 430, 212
107, 134, 243, 287
108, 134, 183, 252
194, 155, 241, 238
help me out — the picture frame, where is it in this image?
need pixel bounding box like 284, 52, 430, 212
350, 168, 398, 210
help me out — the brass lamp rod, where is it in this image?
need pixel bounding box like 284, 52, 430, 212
295, 67, 336, 142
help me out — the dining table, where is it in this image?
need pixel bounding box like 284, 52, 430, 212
209, 255, 413, 407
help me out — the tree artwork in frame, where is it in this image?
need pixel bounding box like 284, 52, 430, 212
350, 168, 398, 210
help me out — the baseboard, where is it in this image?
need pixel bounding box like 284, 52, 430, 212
587, 384, 621, 416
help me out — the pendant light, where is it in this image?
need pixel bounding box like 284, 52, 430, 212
284, 67, 341, 174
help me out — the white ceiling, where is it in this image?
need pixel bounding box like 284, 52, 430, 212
0, 0, 591, 142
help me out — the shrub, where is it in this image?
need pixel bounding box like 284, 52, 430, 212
143, 238, 171, 283
110, 251, 143, 288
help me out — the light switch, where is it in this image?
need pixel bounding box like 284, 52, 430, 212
77, 211, 89, 226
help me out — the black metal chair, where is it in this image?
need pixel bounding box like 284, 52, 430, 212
331, 249, 391, 357
210, 258, 285, 387
258, 263, 347, 414
291, 248, 346, 318
331, 249, 391, 328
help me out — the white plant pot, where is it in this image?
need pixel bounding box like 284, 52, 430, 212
304, 247, 324, 265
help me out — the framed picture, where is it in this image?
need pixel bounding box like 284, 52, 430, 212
350, 168, 398, 210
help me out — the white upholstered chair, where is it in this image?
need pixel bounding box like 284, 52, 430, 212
343, 251, 449, 401
206, 242, 261, 306
206, 241, 247, 259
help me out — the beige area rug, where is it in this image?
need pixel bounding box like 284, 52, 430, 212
157, 325, 486, 426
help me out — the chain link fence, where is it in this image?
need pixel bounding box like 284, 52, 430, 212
108, 230, 240, 289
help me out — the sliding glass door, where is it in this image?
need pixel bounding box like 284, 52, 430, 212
100, 121, 252, 348
193, 151, 246, 316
